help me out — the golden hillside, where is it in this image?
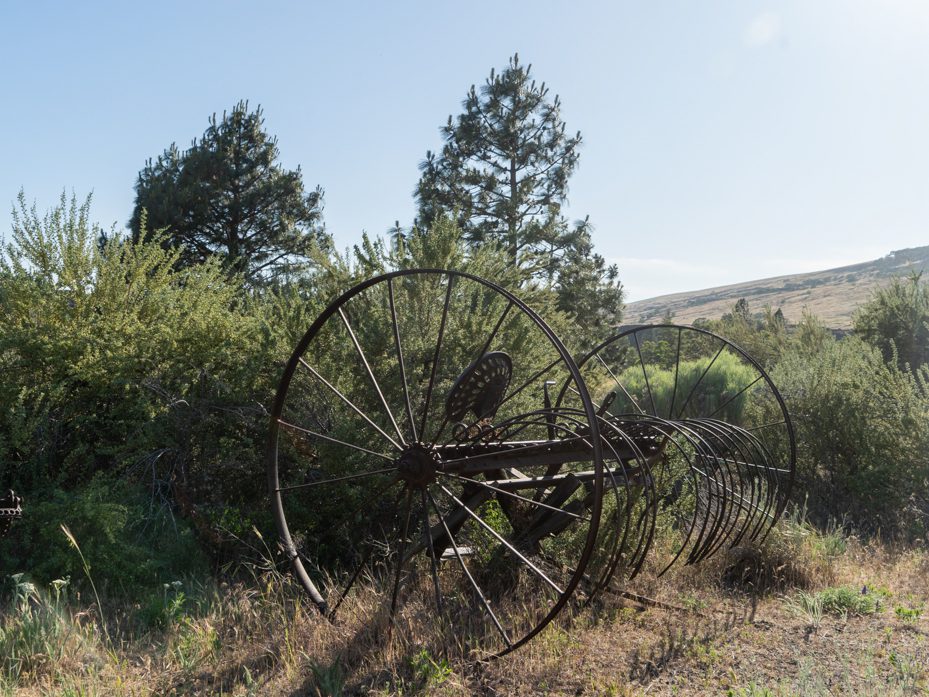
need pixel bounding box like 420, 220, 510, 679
624, 246, 929, 329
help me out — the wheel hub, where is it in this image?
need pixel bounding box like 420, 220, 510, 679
396, 445, 439, 488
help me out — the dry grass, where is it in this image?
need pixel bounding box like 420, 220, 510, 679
625, 248, 929, 328
2, 517, 927, 696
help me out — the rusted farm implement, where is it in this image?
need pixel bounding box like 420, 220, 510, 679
0, 490, 22, 539
267, 269, 795, 659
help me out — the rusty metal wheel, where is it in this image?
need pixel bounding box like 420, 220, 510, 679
267, 269, 604, 659
556, 324, 796, 581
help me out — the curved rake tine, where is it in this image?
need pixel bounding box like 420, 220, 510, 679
691, 421, 761, 553
703, 418, 785, 544
635, 419, 711, 577
707, 420, 778, 548
683, 421, 751, 561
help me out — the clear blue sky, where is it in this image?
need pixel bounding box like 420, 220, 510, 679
2, 1, 927, 301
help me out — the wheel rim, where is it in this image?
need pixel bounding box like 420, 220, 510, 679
267, 269, 604, 659
556, 324, 796, 581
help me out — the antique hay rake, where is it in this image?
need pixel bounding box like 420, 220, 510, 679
267, 269, 795, 659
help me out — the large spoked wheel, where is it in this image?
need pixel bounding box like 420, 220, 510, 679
267, 269, 604, 659
557, 324, 796, 579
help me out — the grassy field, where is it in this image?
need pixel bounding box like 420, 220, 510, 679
2, 511, 927, 696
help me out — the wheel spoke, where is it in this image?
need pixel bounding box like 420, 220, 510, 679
439, 434, 589, 468
438, 471, 589, 521
476, 300, 514, 360
338, 307, 406, 445
277, 419, 394, 462
421, 276, 455, 440
274, 467, 398, 493
437, 484, 564, 596
633, 332, 658, 416
707, 375, 763, 419
675, 344, 725, 419
746, 419, 787, 433
420, 488, 445, 616
388, 278, 418, 442
389, 489, 414, 624
596, 354, 644, 415
329, 484, 406, 619
427, 490, 512, 648
298, 357, 402, 451
667, 326, 683, 420
329, 543, 375, 618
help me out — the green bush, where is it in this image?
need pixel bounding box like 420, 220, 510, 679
609, 350, 758, 423
0, 193, 286, 549
771, 337, 929, 536
818, 585, 883, 615
0, 475, 207, 594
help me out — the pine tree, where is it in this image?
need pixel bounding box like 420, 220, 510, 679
131, 101, 326, 283
415, 54, 622, 334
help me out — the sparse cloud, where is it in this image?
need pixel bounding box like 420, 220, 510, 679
744, 11, 782, 48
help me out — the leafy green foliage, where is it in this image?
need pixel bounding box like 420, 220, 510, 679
771, 336, 929, 535
608, 350, 758, 423
0, 193, 300, 587
854, 272, 929, 372
0, 475, 206, 594
695, 299, 789, 368
130, 101, 327, 283
817, 585, 883, 615
1, 193, 271, 492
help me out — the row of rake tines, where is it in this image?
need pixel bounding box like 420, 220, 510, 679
521, 409, 791, 596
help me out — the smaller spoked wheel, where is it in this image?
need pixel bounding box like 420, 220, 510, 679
555, 324, 796, 578
267, 269, 605, 659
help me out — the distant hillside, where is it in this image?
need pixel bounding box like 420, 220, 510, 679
624, 246, 929, 329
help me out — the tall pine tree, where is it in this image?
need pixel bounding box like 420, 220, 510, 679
415, 55, 622, 334
131, 101, 326, 283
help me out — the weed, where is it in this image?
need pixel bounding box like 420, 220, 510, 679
888, 650, 926, 692
170, 617, 219, 671
60, 524, 109, 644
785, 590, 823, 630
818, 586, 882, 616
310, 659, 345, 697
678, 594, 708, 612
410, 647, 452, 687
894, 604, 923, 624
727, 684, 776, 697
